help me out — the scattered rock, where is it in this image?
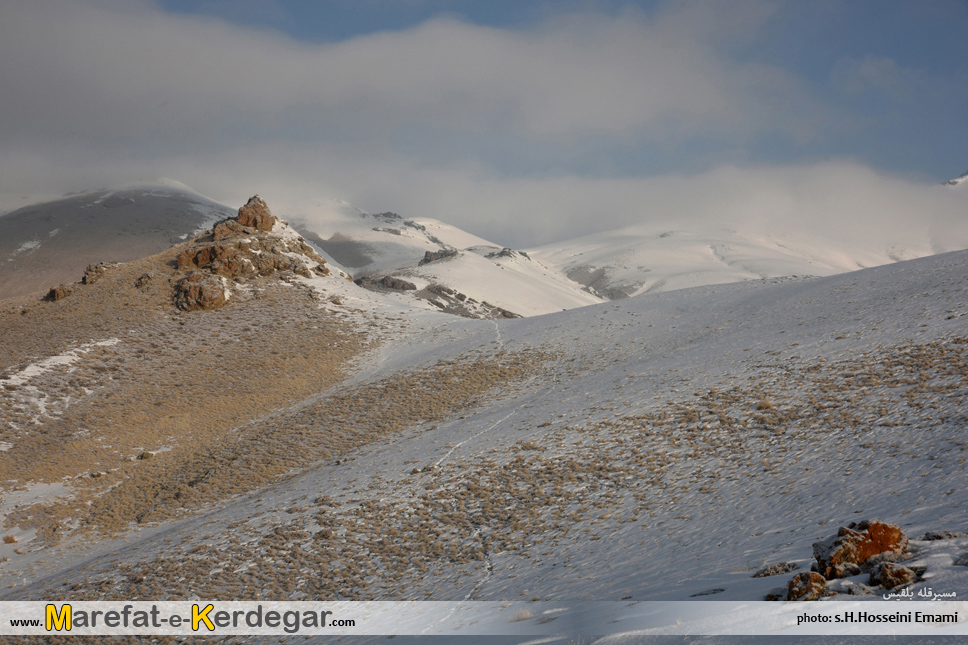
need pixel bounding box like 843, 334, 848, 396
45, 284, 73, 301
765, 587, 787, 601
923, 530, 965, 541
842, 582, 876, 596
174, 272, 229, 311
869, 562, 917, 589
137, 452, 153, 460
753, 562, 799, 578
690, 588, 725, 597
954, 553, 968, 567
418, 249, 458, 266
82, 262, 113, 285
135, 273, 153, 290
813, 519, 908, 579
787, 572, 826, 601
237, 195, 276, 231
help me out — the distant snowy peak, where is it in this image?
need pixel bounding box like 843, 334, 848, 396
942, 170, 968, 186
287, 200, 603, 317
528, 219, 968, 302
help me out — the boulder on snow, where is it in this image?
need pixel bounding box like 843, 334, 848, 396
753, 562, 799, 578
812, 519, 908, 579
237, 195, 276, 231
787, 572, 826, 601
869, 562, 917, 590
922, 530, 965, 541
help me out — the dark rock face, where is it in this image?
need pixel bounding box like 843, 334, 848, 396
812, 520, 908, 579
45, 284, 73, 301
418, 249, 458, 266
380, 276, 417, 291
236, 195, 276, 231
787, 572, 826, 601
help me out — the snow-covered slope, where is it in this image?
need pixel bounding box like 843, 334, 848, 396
289, 200, 603, 317
4, 245, 967, 639
0, 179, 232, 301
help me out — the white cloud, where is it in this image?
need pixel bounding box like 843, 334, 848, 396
0, 0, 830, 145
0, 0, 961, 251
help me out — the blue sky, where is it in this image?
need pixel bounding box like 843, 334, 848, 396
0, 0, 965, 244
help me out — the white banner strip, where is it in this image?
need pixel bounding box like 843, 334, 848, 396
0, 600, 964, 637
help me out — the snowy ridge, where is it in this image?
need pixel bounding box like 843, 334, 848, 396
529, 215, 968, 301
287, 199, 603, 317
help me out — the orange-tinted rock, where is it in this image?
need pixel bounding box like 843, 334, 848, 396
813, 519, 908, 579
787, 572, 826, 601
213, 218, 246, 241
177, 244, 240, 271
237, 195, 276, 231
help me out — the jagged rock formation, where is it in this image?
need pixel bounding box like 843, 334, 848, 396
235, 195, 276, 231
173, 196, 330, 310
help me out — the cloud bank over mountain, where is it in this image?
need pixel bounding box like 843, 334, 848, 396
1, 0, 965, 246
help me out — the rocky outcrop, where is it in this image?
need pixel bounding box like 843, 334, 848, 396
418, 249, 458, 266
45, 284, 73, 301
82, 262, 114, 285
787, 572, 825, 601
813, 520, 908, 579
236, 195, 276, 231
174, 272, 229, 311
172, 196, 330, 310
354, 275, 417, 291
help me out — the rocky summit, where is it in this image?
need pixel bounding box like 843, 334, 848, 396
173, 196, 333, 310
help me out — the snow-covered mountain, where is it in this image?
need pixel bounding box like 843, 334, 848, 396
0, 179, 232, 301
529, 178, 968, 301
288, 200, 603, 317
2, 217, 966, 639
